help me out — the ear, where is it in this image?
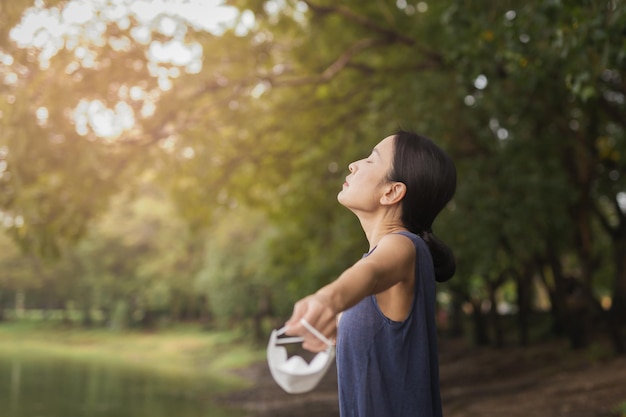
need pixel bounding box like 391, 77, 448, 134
380, 182, 406, 206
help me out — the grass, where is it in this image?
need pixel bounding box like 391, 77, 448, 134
613, 401, 626, 417
0, 319, 266, 390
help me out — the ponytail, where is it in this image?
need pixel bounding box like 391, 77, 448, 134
418, 230, 456, 282
390, 130, 457, 282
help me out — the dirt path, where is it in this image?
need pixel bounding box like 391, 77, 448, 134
218, 339, 626, 417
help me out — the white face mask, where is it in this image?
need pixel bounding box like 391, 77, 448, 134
267, 319, 336, 394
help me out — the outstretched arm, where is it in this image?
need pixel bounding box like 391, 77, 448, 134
284, 233, 415, 352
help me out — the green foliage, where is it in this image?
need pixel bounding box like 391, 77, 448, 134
613, 401, 626, 417
0, 0, 625, 348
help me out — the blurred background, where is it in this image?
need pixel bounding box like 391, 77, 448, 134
0, 0, 625, 416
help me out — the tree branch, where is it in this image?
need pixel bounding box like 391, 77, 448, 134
591, 198, 619, 239
302, 0, 443, 63
612, 194, 626, 234
269, 38, 444, 87
599, 96, 626, 128
303, 0, 412, 44
269, 37, 382, 86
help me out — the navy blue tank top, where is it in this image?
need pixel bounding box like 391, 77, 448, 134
336, 231, 443, 417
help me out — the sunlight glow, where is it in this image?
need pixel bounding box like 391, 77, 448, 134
464, 95, 476, 106
9, 0, 250, 140
505, 10, 517, 21
250, 82, 269, 98
180, 146, 195, 159
474, 74, 488, 90
36, 107, 49, 126
618, 192, 626, 212
496, 128, 509, 140
149, 40, 201, 67
489, 118, 511, 141
262, 1, 305, 26
397, 0, 427, 15
159, 135, 178, 153
73, 99, 135, 139
10, 0, 238, 71
0, 210, 23, 229
0, 52, 14, 66
0, 148, 10, 179
3, 72, 18, 86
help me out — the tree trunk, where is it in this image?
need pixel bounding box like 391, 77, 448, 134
536, 257, 562, 337
81, 302, 93, 327
62, 303, 71, 325
489, 283, 504, 348
447, 292, 465, 339
252, 291, 273, 344
101, 306, 111, 328
198, 295, 214, 330
583, 200, 626, 354
15, 291, 25, 319
572, 281, 624, 353
471, 300, 490, 346
0, 290, 5, 322
516, 265, 533, 347
609, 235, 626, 354
564, 278, 591, 350
546, 251, 569, 337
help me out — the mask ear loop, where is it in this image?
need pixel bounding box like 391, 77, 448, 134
274, 319, 334, 347
300, 319, 334, 347
274, 327, 305, 345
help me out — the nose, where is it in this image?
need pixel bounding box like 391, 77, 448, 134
348, 162, 356, 172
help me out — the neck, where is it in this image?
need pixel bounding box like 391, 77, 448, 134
356, 212, 407, 251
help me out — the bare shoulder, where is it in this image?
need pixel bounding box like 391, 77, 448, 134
368, 233, 417, 309
365, 233, 416, 274
376, 232, 416, 255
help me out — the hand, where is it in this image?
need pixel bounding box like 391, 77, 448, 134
284, 293, 337, 352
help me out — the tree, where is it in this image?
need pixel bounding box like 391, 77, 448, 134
2, 0, 624, 352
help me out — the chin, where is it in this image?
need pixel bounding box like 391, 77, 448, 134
336, 193, 353, 211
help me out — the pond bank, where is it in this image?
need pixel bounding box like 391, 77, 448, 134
0, 322, 264, 389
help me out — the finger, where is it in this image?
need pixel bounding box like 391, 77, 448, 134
284, 298, 310, 334
299, 296, 331, 328
306, 308, 336, 337
284, 294, 337, 348
321, 321, 337, 345
302, 338, 327, 353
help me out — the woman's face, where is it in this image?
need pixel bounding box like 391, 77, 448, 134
337, 135, 395, 212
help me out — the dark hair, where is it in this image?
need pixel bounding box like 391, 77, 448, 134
388, 130, 457, 282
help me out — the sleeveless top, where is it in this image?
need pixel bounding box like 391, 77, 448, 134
336, 231, 443, 417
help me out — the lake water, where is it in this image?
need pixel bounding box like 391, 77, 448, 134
0, 354, 246, 417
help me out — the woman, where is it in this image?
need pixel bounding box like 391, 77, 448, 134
285, 130, 456, 417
